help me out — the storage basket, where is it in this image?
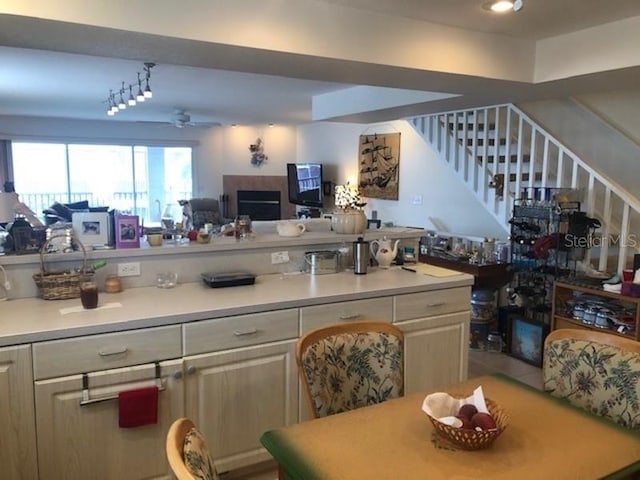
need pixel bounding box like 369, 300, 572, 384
427, 397, 508, 450
32, 235, 93, 300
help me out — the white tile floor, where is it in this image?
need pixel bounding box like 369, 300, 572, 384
229, 349, 543, 480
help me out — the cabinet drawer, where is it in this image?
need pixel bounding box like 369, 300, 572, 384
32, 325, 182, 380
395, 287, 470, 321
183, 309, 298, 356
300, 297, 393, 333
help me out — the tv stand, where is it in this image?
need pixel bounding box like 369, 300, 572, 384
297, 208, 322, 218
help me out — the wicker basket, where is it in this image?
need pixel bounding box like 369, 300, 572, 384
32, 235, 93, 300
427, 397, 508, 450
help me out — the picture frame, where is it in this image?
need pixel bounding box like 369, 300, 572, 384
114, 215, 140, 249
507, 316, 549, 367
358, 132, 401, 200
72, 212, 111, 249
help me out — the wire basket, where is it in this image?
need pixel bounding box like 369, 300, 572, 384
427, 397, 508, 450
32, 235, 94, 300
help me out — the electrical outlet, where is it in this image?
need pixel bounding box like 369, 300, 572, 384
271, 251, 290, 264
117, 262, 141, 277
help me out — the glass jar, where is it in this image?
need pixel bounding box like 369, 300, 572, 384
487, 332, 504, 353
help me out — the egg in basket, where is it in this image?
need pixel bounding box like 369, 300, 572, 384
422, 386, 508, 450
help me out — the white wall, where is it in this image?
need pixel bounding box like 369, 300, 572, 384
196, 124, 298, 197
518, 96, 640, 196
297, 120, 506, 238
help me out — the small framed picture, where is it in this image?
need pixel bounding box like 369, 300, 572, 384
115, 215, 140, 249
72, 212, 111, 249
507, 316, 549, 367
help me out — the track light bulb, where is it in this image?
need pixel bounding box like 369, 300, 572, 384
144, 83, 152, 99
128, 85, 136, 106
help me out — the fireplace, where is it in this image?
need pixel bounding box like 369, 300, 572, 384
237, 190, 281, 220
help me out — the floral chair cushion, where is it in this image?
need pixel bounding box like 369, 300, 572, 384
183, 427, 218, 480
543, 337, 640, 430
301, 330, 404, 418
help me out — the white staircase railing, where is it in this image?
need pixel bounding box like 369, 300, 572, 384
408, 103, 640, 274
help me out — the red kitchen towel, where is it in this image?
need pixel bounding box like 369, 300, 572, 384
118, 386, 159, 428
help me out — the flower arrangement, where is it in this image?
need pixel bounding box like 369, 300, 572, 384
249, 138, 268, 167
334, 183, 367, 210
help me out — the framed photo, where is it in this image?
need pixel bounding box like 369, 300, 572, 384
72, 212, 111, 248
507, 316, 549, 367
115, 215, 140, 249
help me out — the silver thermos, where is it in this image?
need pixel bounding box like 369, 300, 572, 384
353, 236, 369, 275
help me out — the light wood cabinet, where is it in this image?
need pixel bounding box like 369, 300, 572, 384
34, 360, 184, 480
300, 297, 393, 333
184, 340, 298, 474
397, 313, 469, 393
395, 287, 470, 394
0, 345, 38, 480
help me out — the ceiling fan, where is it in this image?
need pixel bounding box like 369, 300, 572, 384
137, 109, 221, 128
168, 109, 220, 128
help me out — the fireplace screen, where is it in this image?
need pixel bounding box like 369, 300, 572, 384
237, 190, 281, 220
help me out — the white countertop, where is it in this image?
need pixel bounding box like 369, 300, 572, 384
0, 267, 473, 347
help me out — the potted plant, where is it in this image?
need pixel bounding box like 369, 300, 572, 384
332, 183, 367, 234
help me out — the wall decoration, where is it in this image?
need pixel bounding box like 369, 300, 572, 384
358, 132, 401, 200
115, 214, 140, 249
249, 138, 268, 167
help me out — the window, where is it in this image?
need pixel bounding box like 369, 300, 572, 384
11, 142, 192, 226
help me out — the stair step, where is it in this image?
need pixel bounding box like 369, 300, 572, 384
448, 122, 496, 131
467, 138, 507, 147
481, 154, 531, 163
507, 172, 543, 182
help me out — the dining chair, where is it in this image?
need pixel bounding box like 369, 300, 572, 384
297, 321, 404, 418
166, 417, 219, 480
543, 328, 640, 430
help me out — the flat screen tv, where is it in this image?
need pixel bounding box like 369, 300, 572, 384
287, 163, 323, 208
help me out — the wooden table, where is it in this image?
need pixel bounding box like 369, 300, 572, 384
419, 254, 511, 290
260, 374, 640, 480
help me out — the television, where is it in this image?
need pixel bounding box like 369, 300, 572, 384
287, 163, 323, 208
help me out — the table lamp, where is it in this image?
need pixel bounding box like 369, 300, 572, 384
0, 192, 18, 225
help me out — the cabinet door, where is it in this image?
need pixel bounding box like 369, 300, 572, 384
184, 340, 298, 473
397, 312, 469, 394
35, 359, 184, 480
0, 345, 38, 480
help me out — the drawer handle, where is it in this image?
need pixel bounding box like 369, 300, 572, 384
339, 313, 363, 320
98, 347, 129, 357
426, 302, 445, 308
233, 328, 258, 337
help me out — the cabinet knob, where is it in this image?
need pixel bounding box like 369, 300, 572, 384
186, 366, 197, 375
173, 371, 183, 380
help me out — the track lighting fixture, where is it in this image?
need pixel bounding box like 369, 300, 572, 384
104, 62, 155, 116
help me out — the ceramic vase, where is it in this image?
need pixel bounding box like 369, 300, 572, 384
331, 209, 367, 234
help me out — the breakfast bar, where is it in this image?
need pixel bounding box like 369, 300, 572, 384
0, 240, 474, 479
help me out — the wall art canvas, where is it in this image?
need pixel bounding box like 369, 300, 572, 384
358, 132, 401, 200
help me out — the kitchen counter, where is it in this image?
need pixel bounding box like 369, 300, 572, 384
0, 266, 473, 347
1, 227, 426, 299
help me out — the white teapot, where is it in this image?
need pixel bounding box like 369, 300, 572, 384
277, 221, 306, 237
370, 236, 400, 269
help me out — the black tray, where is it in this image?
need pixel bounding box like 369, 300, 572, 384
201, 272, 256, 288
